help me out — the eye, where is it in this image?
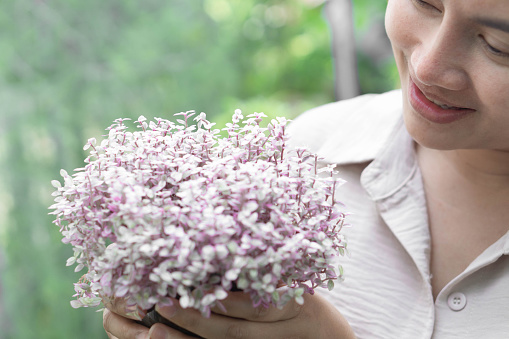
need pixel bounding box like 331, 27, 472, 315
411, 0, 442, 13
413, 0, 432, 8
480, 35, 509, 59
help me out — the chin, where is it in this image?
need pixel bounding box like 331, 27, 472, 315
401, 98, 470, 151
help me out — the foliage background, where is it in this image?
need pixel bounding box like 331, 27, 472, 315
0, 1, 396, 338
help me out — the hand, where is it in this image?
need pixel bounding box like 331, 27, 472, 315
148, 290, 355, 339
102, 297, 149, 339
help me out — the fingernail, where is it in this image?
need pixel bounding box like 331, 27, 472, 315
156, 304, 177, 318
149, 325, 170, 339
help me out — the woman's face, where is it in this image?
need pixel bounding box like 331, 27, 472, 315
385, 0, 509, 151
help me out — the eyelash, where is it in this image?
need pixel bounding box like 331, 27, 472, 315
412, 0, 440, 12
480, 36, 509, 59
413, 0, 430, 8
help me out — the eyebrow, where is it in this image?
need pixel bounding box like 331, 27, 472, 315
475, 18, 509, 33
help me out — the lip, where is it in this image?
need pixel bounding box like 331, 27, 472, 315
408, 78, 475, 124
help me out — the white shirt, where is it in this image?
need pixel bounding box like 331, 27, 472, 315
287, 90, 509, 338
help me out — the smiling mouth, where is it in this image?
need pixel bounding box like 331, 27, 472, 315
426, 98, 466, 110
421, 92, 475, 111
413, 83, 472, 111
408, 78, 476, 124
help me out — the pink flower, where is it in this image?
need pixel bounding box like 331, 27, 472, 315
49, 110, 349, 316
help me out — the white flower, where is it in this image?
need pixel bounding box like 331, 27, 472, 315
51, 111, 349, 317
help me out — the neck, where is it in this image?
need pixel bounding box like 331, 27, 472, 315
427, 148, 509, 189
418, 147, 509, 300
417, 144, 509, 236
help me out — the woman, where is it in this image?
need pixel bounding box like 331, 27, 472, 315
103, 0, 509, 337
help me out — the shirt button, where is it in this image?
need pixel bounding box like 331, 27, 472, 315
447, 292, 467, 311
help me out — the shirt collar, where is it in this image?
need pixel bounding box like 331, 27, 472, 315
359, 117, 432, 279
313, 90, 403, 166
360, 116, 418, 201
360, 116, 509, 265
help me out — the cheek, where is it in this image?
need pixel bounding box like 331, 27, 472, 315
469, 61, 509, 111
385, 0, 420, 56
385, 0, 413, 86
384, 0, 399, 42
477, 75, 509, 137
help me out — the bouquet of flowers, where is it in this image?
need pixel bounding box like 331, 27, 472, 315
49, 110, 348, 321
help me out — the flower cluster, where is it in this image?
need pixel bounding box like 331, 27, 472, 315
49, 110, 348, 317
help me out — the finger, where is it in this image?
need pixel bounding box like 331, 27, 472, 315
156, 303, 306, 339
103, 297, 146, 320
209, 288, 304, 322
106, 332, 119, 339
103, 307, 149, 339
148, 323, 195, 339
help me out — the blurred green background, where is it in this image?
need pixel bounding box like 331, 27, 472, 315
0, 1, 396, 338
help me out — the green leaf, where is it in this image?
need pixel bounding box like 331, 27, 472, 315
327, 279, 334, 291
272, 291, 280, 303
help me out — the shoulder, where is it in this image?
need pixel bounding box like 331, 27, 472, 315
287, 90, 403, 165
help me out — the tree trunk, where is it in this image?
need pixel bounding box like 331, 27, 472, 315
325, 0, 360, 100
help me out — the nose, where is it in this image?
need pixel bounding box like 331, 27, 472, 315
411, 22, 469, 91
